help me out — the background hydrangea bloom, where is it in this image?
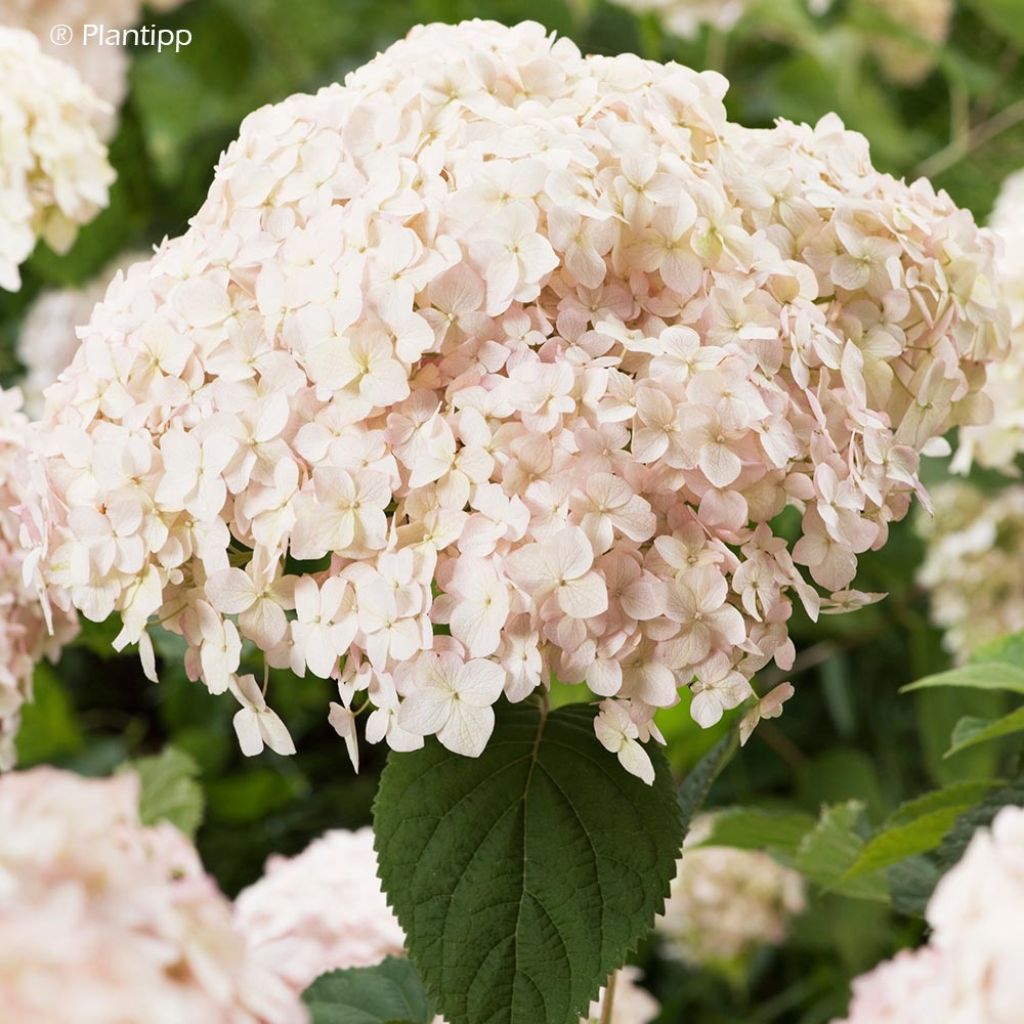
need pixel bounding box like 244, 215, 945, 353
0, 0, 187, 134
27, 19, 1007, 781
954, 169, 1024, 474
917, 481, 1024, 662
836, 805, 1024, 1024
0, 767, 307, 1023
655, 815, 806, 967
0, 387, 77, 768
0, 27, 114, 292
864, 0, 953, 86
606, 0, 747, 39
235, 828, 406, 992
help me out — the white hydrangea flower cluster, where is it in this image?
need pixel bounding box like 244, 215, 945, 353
655, 815, 806, 966
954, 170, 1024, 474
0, 27, 114, 292
28, 19, 1007, 782
917, 481, 1024, 662
606, 0, 747, 39
0, 388, 77, 770
17, 251, 150, 417
837, 805, 1024, 1024
0, 767, 307, 1024
237, 827, 658, 1024
0, 0, 188, 133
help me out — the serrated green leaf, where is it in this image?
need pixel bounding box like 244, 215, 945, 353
842, 781, 994, 879
301, 958, 431, 1024
901, 662, 1024, 696
123, 747, 204, 838
794, 802, 887, 902
936, 775, 1024, 872
887, 855, 941, 918
973, 631, 1024, 669
696, 807, 816, 859
945, 707, 1024, 757
373, 703, 682, 1024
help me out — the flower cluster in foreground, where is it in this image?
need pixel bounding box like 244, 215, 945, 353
28, 18, 1007, 781
17, 251, 149, 417
0, 388, 77, 768
917, 481, 1024, 662
655, 815, 806, 967
837, 806, 1024, 1024
0, 767, 306, 1024
0, 26, 114, 292
237, 827, 658, 1024
954, 169, 1024, 474
0, 0, 186, 132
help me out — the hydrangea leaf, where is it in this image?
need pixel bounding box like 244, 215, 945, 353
301, 957, 432, 1024
676, 727, 738, 832
695, 807, 816, 859
936, 774, 1024, 872
123, 746, 204, 838
945, 707, 1024, 757
841, 781, 995, 880
793, 801, 888, 902
900, 661, 1024, 695
373, 702, 681, 1024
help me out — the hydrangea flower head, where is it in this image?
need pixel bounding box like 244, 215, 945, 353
0, 767, 306, 1023
954, 169, 1024, 474
0, 26, 114, 291
28, 19, 1008, 780
655, 814, 806, 966
917, 481, 1024, 662
235, 827, 407, 992
0, 387, 77, 768
837, 806, 1024, 1023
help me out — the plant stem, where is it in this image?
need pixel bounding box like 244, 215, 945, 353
599, 970, 617, 1024
915, 97, 1024, 180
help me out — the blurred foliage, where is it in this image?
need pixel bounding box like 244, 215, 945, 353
6, 0, 1024, 1021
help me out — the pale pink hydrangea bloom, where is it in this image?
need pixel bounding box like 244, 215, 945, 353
238, 827, 657, 1024
606, 0, 746, 39
0, 387, 77, 768
18, 251, 151, 417
234, 828, 406, 993
0, 0, 189, 133
0, 27, 114, 291
0, 767, 307, 1024
917, 481, 1024, 662
955, 169, 1024, 474
27, 19, 1008, 781
655, 815, 806, 966
837, 805, 1024, 1024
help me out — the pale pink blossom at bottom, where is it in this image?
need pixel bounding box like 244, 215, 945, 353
0, 767, 306, 1024
837, 806, 1024, 1024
